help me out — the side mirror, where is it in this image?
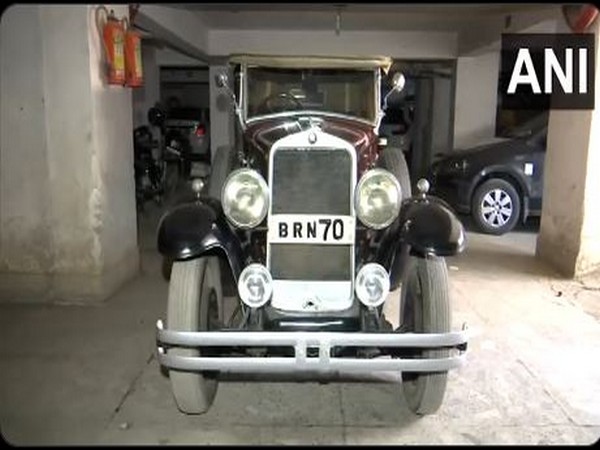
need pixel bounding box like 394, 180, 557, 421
214, 70, 246, 132
147, 106, 165, 127
381, 71, 407, 112
215, 73, 229, 89
392, 72, 406, 93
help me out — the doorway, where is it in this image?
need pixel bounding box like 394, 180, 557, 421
380, 60, 456, 182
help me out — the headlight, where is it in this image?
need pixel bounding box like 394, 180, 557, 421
222, 168, 269, 228
442, 159, 468, 175
354, 168, 402, 229
355, 263, 390, 307
238, 263, 273, 308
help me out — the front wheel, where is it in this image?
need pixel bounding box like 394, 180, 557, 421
399, 255, 450, 415
167, 257, 223, 414
378, 146, 412, 198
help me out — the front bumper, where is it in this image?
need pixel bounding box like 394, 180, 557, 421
156, 320, 468, 374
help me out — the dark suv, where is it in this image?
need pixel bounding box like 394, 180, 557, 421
155, 55, 468, 416
430, 113, 548, 235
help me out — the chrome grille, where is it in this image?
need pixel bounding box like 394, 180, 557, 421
269, 147, 353, 283
271, 149, 352, 215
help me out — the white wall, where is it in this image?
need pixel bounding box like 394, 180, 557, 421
452, 18, 559, 150
136, 5, 209, 61
209, 29, 458, 59
0, 4, 137, 302
40, 5, 99, 273
0, 5, 54, 272
453, 49, 500, 149
579, 48, 600, 275
537, 18, 600, 277
156, 47, 207, 67
87, 5, 138, 272
458, 8, 562, 56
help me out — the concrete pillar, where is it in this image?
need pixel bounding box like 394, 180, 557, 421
536, 19, 600, 278
209, 64, 235, 162
0, 5, 139, 303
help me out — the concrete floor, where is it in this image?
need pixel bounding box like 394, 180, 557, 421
1, 201, 600, 445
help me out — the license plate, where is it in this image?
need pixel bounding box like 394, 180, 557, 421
268, 214, 355, 245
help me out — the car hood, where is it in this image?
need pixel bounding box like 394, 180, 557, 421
245, 113, 378, 175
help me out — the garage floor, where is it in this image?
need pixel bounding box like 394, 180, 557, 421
1, 199, 600, 445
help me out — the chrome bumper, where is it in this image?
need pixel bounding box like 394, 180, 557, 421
156, 320, 468, 374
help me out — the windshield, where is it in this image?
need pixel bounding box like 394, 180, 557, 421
506, 112, 549, 138
245, 67, 377, 122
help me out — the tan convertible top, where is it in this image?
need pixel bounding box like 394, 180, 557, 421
229, 54, 393, 73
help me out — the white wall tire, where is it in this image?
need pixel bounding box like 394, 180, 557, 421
167, 257, 223, 414
378, 146, 412, 198
399, 255, 450, 415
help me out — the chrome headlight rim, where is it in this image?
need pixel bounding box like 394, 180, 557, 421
354, 168, 402, 230
221, 168, 269, 229
355, 262, 391, 308
237, 263, 273, 308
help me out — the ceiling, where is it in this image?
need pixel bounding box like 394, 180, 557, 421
169, 3, 561, 32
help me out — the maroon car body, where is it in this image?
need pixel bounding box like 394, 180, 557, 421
155, 54, 468, 418
244, 114, 379, 177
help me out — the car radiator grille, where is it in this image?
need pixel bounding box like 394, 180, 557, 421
269, 148, 353, 282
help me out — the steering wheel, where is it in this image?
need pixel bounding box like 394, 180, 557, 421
258, 92, 303, 114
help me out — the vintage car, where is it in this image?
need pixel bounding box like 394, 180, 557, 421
155, 54, 468, 416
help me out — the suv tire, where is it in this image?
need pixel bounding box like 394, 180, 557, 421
472, 178, 520, 235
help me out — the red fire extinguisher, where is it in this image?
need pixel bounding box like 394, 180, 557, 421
562, 4, 599, 33
122, 18, 144, 88
96, 7, 126, 85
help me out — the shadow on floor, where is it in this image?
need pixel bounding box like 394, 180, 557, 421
458, 213, 541, 235
454, 244, 558, 279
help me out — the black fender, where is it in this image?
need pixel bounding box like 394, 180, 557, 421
376, 194, 466, 289
157, 198, 244, 282
398, 195, 466, 257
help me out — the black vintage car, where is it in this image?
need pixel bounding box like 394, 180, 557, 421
429, 113, 548, 235
154, 55, 468, 416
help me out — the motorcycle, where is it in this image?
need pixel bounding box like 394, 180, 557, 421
133, 125, 164, 211
147, 106, 208, 199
